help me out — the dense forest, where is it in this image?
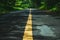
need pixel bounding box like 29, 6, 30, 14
0, 0, 60, 15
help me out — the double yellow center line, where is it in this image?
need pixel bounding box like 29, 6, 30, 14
23, 8, 33, 40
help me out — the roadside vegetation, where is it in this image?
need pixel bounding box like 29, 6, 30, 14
0, 0, 60, 15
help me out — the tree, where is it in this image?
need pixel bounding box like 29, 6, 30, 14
46, 0, 60, 11
13, 0, 32, 10
0, 0, 16, 14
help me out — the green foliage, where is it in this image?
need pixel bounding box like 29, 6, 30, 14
46, 0, 60, 11
39, 2, 46, 10
0, 0, 60, 15
13, 0, 31, 10
0, 0, 16, 14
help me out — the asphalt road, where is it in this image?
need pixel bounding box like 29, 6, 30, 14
0, 8, 60, 40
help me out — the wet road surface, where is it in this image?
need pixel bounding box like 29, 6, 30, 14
0, 9, 60, 40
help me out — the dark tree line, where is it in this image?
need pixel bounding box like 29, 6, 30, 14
46, 0, 60, 10
0, 0, 16, 10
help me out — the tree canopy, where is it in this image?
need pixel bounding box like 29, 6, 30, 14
0, 0, 60, 15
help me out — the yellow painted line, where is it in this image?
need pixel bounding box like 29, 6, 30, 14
23, 8, 33, 40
